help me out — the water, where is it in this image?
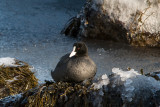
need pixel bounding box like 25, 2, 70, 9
0, 0, 160, 83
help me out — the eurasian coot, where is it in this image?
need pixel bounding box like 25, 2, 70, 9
51, 42, 97, 82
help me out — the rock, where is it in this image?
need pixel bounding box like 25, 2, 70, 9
0, 59, 38, 99
62, 0, 160, 47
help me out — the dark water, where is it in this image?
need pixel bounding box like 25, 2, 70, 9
0, 0, 160, 83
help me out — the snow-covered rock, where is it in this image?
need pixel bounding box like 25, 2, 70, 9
62, 0, 160, 47
110, 68, 160, 106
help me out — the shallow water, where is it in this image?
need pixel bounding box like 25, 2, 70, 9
0, 0, 160, 83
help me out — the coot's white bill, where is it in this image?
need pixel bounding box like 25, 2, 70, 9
69, 46, 76, 57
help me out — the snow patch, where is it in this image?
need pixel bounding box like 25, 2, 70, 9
92, 0, 160, 33
92, 74, 110, 90
0, 57, 18, 67
112, 68, 140, 81
112, 68, 160, 102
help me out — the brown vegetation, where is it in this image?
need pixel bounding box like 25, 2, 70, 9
0, 60, 38, 99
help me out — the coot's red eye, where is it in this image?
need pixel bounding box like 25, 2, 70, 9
77, 48, 80, 50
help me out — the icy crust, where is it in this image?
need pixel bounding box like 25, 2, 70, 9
0, 57, 18, 67
91, 0, 160, 33
111, 68, 160, 103
92, 74, 109, 90
92, 68, 160, 103
112, 68, 141, 81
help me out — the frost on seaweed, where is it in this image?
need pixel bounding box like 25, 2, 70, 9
0, 57, 38, 99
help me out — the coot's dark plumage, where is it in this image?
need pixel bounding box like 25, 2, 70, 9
51, 42, 97, 82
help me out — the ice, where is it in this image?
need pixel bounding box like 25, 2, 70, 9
125, 79, 133, 85
99, 89, 104, 96
111, 68, 160, 102
0, 0, 84, 83
97, 48, 106, 56
97, 48, 106, 53
0, 0, 159, 85
102, 74, 108, 79
157, 74, 160, 79
0, 57, 18, 67
92, 68, 160, 104
112, 68, 140, 81
92, 74, 110, 90
92, 68, 160, 103
92, 0, 160, 33
92, 0, 104, 5
125, 85, 134, 91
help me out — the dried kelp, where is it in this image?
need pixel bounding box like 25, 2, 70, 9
0, 60, 38, 99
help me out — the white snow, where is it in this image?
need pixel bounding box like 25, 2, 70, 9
92, 74, 110, 90
111, 68, 160, 102
92, 0, 160, 33
112, 68, 140, 81
0, 57, 18, 67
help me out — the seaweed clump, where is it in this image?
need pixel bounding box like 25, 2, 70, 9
16, 81, 95, 107
2, 81, 123, 107
0, 60, 38, 99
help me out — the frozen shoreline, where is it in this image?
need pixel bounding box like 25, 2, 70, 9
0, 0, 160, 84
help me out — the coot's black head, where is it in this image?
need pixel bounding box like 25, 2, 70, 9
69, 42, 88, 57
